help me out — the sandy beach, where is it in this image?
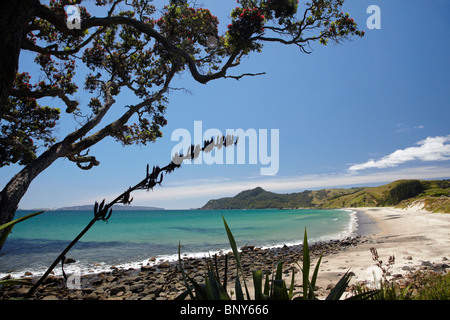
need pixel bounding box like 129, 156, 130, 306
312, 207, 450, 299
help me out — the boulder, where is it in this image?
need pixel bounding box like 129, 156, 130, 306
110, 285, 126, 295
64, 258, 77, 264
83, 292, 99, 300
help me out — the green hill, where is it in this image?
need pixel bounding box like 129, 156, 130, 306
201, 179, 450, 213
201, 186, 365, 209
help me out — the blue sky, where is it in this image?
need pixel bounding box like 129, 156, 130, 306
2, 0, 450, 209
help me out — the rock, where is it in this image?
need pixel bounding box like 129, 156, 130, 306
131, 284, 145, 293
8, 287, 29, 298
1, 274, 12, 281
68, 291, 83, 300
326, 284, 335, 290
83, 293, 98, 300
43, 275, 59, 285
433, 263, 449, 271
42, 295, 59, 300
404, 256, 413, 261
141, 265, 154, 272
110, 285, 126, 295
159, 262, 171, 269
82, 288, 94, 294
145, 284, 162, 295
91, 279, 104, 286
64, 258, 77, 264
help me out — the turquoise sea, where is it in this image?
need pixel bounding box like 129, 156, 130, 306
0, 209, 356, 278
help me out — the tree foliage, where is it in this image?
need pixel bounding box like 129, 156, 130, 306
0, 0, 364, 229
1, 0, 364, 169
388, 180, 424, 205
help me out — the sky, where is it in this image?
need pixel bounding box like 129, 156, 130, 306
1, 0, 450, 210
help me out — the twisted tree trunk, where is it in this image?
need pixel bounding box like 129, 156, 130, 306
0, 0, 37, 112
0, 141, 68, 231
0, 0, 39, 248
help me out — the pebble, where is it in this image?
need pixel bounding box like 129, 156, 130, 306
0, 235, 420, 301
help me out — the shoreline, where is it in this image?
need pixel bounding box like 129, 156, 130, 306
312, 207, 450, 298
1, 207, 449, 300
0, 208, 357, 280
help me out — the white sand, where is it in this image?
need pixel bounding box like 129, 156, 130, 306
311, 207, 450, 299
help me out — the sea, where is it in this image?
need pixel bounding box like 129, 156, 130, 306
0, 208, 357, 279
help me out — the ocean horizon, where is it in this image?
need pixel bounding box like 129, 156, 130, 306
0, 208, 357, 279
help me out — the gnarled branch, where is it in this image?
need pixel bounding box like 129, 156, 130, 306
9, 87, 79, 113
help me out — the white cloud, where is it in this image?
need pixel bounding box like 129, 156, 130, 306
396, 123, 424, 133
349, 135, 450, 172
104, 165, 450, 209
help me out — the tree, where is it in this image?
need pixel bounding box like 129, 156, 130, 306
388, 180, 424, 205
0, 0, 364, 240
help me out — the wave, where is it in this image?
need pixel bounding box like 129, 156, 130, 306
0, 209, 359, 279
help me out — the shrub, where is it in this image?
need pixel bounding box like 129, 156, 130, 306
176, 217, 375, 300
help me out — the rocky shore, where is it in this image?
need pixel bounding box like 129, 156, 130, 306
0, 236, 367, 300
2, 207, 450, 300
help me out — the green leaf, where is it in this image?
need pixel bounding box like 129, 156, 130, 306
177, 242, 195, 300
302, 227, 310, 299
0, 279, 33, 286
275, 261, 283, 281
0, 225, 14, 249
288, 267, 296, 299
223, 216, 250, 299
252, 270, 263, 300
326, 270, 352, 300
0, 211, 45, 231
234, 268, 244, 300
273, 279, 288, 300
264, 272, 270, 296
206, 261, 230, 300
308, 253, 323, 299
0, 211, 45, 247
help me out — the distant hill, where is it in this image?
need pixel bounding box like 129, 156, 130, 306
201, 180, 450, 213
55, 204, 164, 211
201, 186, 365, 210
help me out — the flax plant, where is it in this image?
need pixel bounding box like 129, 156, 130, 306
177, 217, 375, 300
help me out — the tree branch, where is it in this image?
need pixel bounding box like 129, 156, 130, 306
34, 3, 241, 85
9, 87, 79, 113
67, 150, 100, 170
21, 26, 107, 59
66, 63, 178, 161
224, 72, 266, 81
